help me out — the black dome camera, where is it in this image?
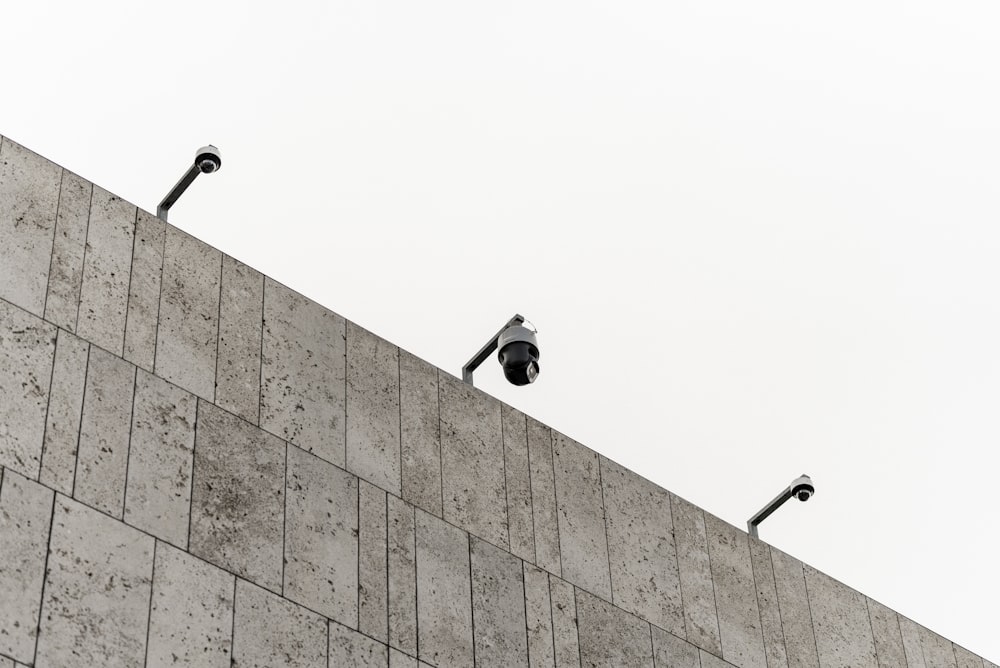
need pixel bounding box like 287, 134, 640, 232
195, 145, 222, 174
791, 474, 814, 502
497, 325, 540, 386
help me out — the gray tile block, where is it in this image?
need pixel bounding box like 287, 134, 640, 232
439, 373, 508, 549
700, 649, 739, 668
552, 432, 610, 600
284, 443, 358, 627
748, 538, 788, 668
155, 225, 221, 401
216, 255, 263, 423
123, 209, 165, 372
232, 578, 327, 668
0, 299, 56, 479
39, 329, 88, 494
954, 645, 986, 668
897, 616, 926, 668
388, 494, 417, 655
502, 404, 535, 563
919, 626, 958, 668
347, 322, 401, 495
44, 170, 91, 331
146, 542, 235, 668
416, 508, 473, 668
0, 469, 54, 662
651, 626, 701, 668
671, 494, 722, 655
36, 495, 154, 667
76, 186, 135, 354
576, 588, 654, 668
359, 480, 388, 641
390, 648, 419, 668
550, 575, 580, 668
0, 138, 61, 317
74, 346, 135, 517
123, 370, 196, 547
329, 621, 389, 667
261, 278, 346, 465
602, 457, 684, 637
189, 401, 284, 592
470, 536, 529, 668
866, 598, 906, 668
804, 565, 877, 668
770, 548, 819, 668
0, 656, 12, 668
524, 563, 556, 668
705, 514, 766, 668
399, 350, 442, 516
527, 416, 560, 576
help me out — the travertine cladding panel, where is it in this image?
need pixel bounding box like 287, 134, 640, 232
920, 626, 959, 668
501, 405, 535, 563
701, 649, 740, 668
416, 508, 474, 668
576, 588, 654, 668
36, 495, 154, 667
232, 579, 327, 668
189, 401, 285, 592
39, 329, 89, 494
804, 565, 878, 668
601, 456, 684, 637
155, 224, 222, 401
748, 538, 789, 668
552, 432, 611, 600
524, 563, 556, 667
0, 299, 56, 479
146, 542, 235, 668
955, 645, 987, 668
527, 416, 561, 576
216, 255, 263, 423
439, 372, 509, 550
74, 346, 135, 516
399, 350, 442, 516
898, 616, 927, 668
329, 621, 390, 667
347, 322, 402, 495
359, 480, 389, 641
0, 469, 53, 662
123, 209, 166, 372
0, 137, 61, 317
470, 536, 529, 668
388, 494, 418, 655
261, 278, 346, 465
770, 547, 820, 668
44, 170, 92, 331
671, 493, 723, 655
549, 574, 581, 668
867, 597, 907, 668
76, 186, 135, 354
706, 514, 767, 668
651, 626, 701, 668
284, 443, 358, 626
124, 370, 196, 547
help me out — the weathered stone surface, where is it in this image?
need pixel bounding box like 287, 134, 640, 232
651, 626, 701, 668
0, 299, 56, 479
0, 469, 54, 662
552, 432, 610, 600
439, 373, 508, 549
123, 370, 196, 547
216, 255, 263, 423
706, 514, 766, 668
189, 401, 284, 592
897, 615, 926, 668
329, 621, 389, 667
919, 625, 958, 668
770, 547, 819, 668
36, 495, 154, 667
155, 225, 221, 401
146, 542, 235, 668
359, 480, 388, 640
44, 170, 91, 330
0, 138, 61, 317
416, 508, 473, 668
749, 538, 788, 668
550, 575, 580, 668
602, 456, 684, 637
502, 404, 535, 563
471, 536, 528, 668
39, 329, 88, 494
390, 648, 419, 668
527, 416, 560, 576
76, 186, 135, 354
347, 322, 401, 495
388, 494, 417, 655
261, 278, 346, 465
123, 209, 165, 372
866, 597, 906, 668
804, 565, 877, 668
232, 579, 327, 668
576, 588, 654, 668
284, 443, 358, 626
671, 493, 722, 655
399, 350, 442, 516
524, 563, 556, 668
954, 645, 985, 668
700, 649, 739, 668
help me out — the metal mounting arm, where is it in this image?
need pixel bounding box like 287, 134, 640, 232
462, 314, 525, 385
157, 164, 200, 221
747, 486, 794, 538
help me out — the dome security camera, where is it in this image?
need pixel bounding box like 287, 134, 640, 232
791, 474, 815, 502
195, 145, 222, 174
497, 325, 540, 386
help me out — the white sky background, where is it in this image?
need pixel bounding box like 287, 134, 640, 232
4, 0, 999, 659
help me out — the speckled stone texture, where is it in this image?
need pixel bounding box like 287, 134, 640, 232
804, 565, 878, 668
954, 644, 986, 668
44, 170, 92, 331
577, 588, 654, 668
400, 350, 442, 517
527, 416, 561, 576
524, 563, 556, 668
748, 538, 788, 668
652, 626, 701, 668
123, 209, 165, 372
470, 536, 529, 668
549, 574, 581, 668
501, 405, 535, 563
39, 329, 89, 494
920, 625, 959, 668
898, 615, 927, 668
866, 597, 907, 668
329, 621, 389, 667
216, 255, 263, 423
388, 494, 417, 655
671, 493, 723, 656
359, 480, 388, 641
232, 579, 327, 668
770, 547, 820, 668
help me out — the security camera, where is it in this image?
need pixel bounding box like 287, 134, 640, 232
791, 474, 814, 502
195, 145, 222, 174
497, 325, 540, 386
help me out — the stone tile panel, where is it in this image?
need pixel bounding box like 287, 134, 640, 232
866, 598, 906, 668
502, 404, 535, 564
804, 565, 877, 668
388, 494, 417, 655
123, 209, 165, 372
523, 563, 556, 668
359, 480, 388, 640
770, 547, 820, 668
671, 493, 722, 655
897, 616, 926, 668
700, 649, 739, 668
215, 255, 263, 423
749, 538, 788, 668
576, 588, 654, 668
399, 350, 442, 516
470, 536, 529, 668
39, 329, 88, 495
232, 579, 327, 668
953, 644, 984, 668
527, 416, 560, 576
329, 621, 389, 667
549, 575, 581, 668
919, 626, 958, 668
651, 626, 701, 668
44, 170, 91, 331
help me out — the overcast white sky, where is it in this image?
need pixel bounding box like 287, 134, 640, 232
4, 0, 999, 659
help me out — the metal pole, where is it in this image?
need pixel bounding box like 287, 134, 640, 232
747, 486, 794, 538
157, 164, 201, 221
462, 314, 525, 385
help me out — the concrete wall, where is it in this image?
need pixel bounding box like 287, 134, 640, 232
0, 134, 993, 668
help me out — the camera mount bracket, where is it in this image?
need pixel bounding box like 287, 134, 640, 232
462, 314, 525, 386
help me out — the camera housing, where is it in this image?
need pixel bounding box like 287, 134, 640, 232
791, 474, 814, 502
195, 145, 222, 174
497, 325, 540, 386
